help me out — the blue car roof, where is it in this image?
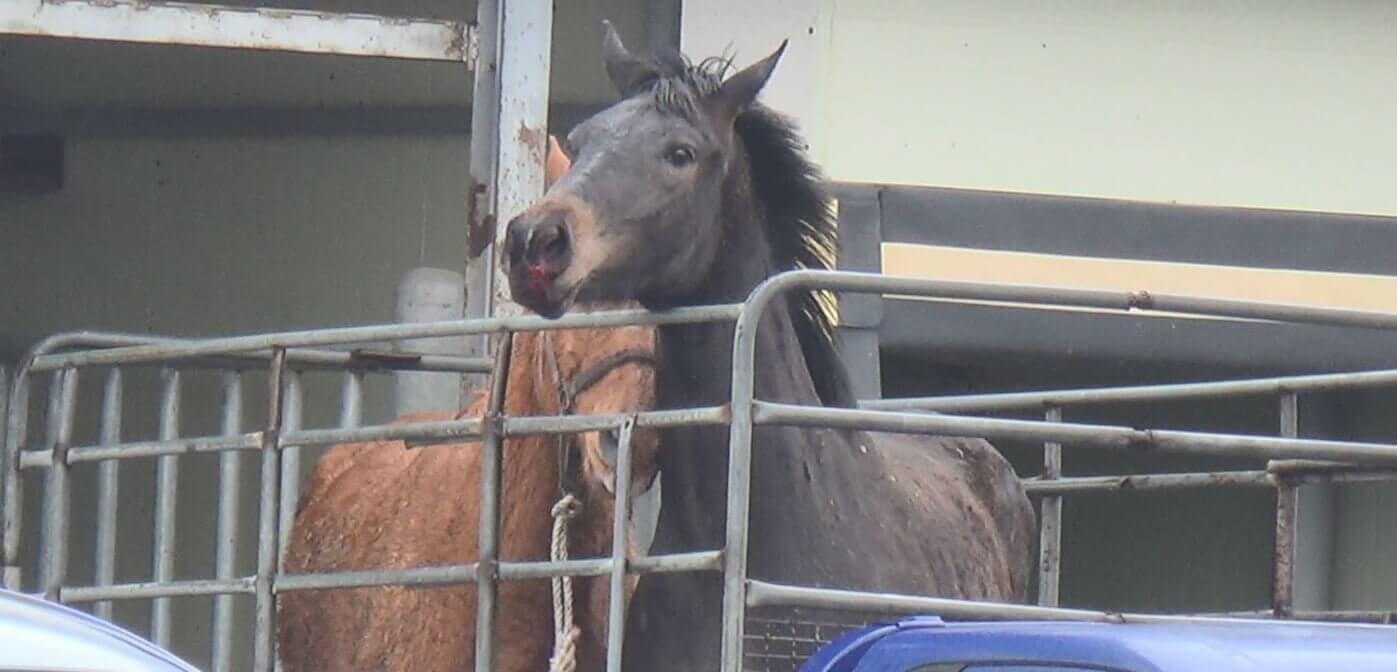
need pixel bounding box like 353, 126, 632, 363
801, 615, 1397, 672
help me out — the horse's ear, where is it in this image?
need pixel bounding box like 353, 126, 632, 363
709, 40, 788, 126
545, 134, 571, 190
602, 20, 655, 95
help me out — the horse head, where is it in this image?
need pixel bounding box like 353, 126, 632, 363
504, 22, 787, 317
536, 134, 661, 500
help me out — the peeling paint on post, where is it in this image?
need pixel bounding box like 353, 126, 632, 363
490, 0, 553, 323
464, 0, 552, 389
0, 0, 475, 62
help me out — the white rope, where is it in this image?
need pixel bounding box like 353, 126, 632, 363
549, 493, 582, 672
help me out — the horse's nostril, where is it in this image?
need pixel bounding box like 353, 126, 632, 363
528, 218, 570, 265
505, 217, 529, 266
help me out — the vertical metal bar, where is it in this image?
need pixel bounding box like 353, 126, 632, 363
0, 365, 8, 513
151, 368, 181, 646
1038, 406, 1064, 607
605, 418, 637, 672
722, 311, 761, 671
463, 0, 501, 391
1, 368, 29, 591
474, 334, 514, 672
277, 371, 303, 559
464, 0, 553, 389
339, 371, 364, 429
39, 368, 79, 600
254, 350, 289, 672
1273, 392, 1299, 618
94, 369, 124, 620
0, 365, 11, 589
488, 0, 552, 321
212, 372, 243, 672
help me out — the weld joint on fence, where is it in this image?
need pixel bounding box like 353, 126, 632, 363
476, 558, 499, 585
1127, 290, 1154, 311
1127, 429, 1159, 448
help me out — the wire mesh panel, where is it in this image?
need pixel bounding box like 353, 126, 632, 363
744, 609, 878, 672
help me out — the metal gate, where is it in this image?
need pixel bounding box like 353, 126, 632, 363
6, 270, 1397, 672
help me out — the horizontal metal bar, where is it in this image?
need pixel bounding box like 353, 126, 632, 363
747, 580, 1121, 623
275, 565, 477, 592
29, 305, 742, 371
1022, 461, 1397, 496
55, 552, 720, 604
16, 330, 490, 374
61, 578, 256, 603
1024, 471, 1274, 494
269, 551, 722, 593
745, 581, 1397, 629
753, 401, 1397, 466
764, 270, 1397, 332
285, 406, 728, 448
503, 406, 731, 437
866, 367, 1397, 413
0, 0, 474, 63
283, 419, 484, 449
15, 406, 730, 468
18, 433, 262, 468
1204, 609, 1397, 624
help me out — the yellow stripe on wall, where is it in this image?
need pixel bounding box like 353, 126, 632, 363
881, 243, 1397, 317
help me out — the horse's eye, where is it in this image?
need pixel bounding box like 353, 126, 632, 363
664, 144, 697, 168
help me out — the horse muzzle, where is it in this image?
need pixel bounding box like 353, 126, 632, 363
505, 211, 575, 318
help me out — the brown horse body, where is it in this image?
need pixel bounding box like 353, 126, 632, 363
278, 141, 659, 672
278, 324, 658, 672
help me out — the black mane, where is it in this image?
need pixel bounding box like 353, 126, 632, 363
629, 51, 857, 408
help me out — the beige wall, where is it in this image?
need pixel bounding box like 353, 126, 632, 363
818, 1, 1397, 217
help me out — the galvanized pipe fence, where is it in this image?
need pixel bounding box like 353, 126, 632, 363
5, 271, 1397, 672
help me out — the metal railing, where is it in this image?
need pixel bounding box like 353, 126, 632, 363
6, 271, 1397, 672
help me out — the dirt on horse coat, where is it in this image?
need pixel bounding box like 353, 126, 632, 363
278, 141, 659, 672
504, 23, 1037, 672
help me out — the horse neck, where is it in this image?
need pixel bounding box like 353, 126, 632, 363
497, 332, 565, 494
660, 152, 827, 407
654, 165, 855, 548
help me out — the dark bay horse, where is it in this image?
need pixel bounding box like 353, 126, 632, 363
278, 141, 661, 672
503, 23, 1036, 672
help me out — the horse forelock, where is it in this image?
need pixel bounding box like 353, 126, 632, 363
623, 50, 730, 121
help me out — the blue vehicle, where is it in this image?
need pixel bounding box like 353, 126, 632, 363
0, 588, 199, 672
800, 614, 1397, 672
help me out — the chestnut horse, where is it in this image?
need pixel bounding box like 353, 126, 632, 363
277, 139, 659, 672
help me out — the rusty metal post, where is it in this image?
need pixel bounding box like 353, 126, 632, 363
1038, 406, 1064, 607
1272, 392, 1299, 618
474, 334, 514, 672
464, 0, 552, 394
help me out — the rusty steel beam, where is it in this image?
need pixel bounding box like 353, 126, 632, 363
0, 0, 475, 63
